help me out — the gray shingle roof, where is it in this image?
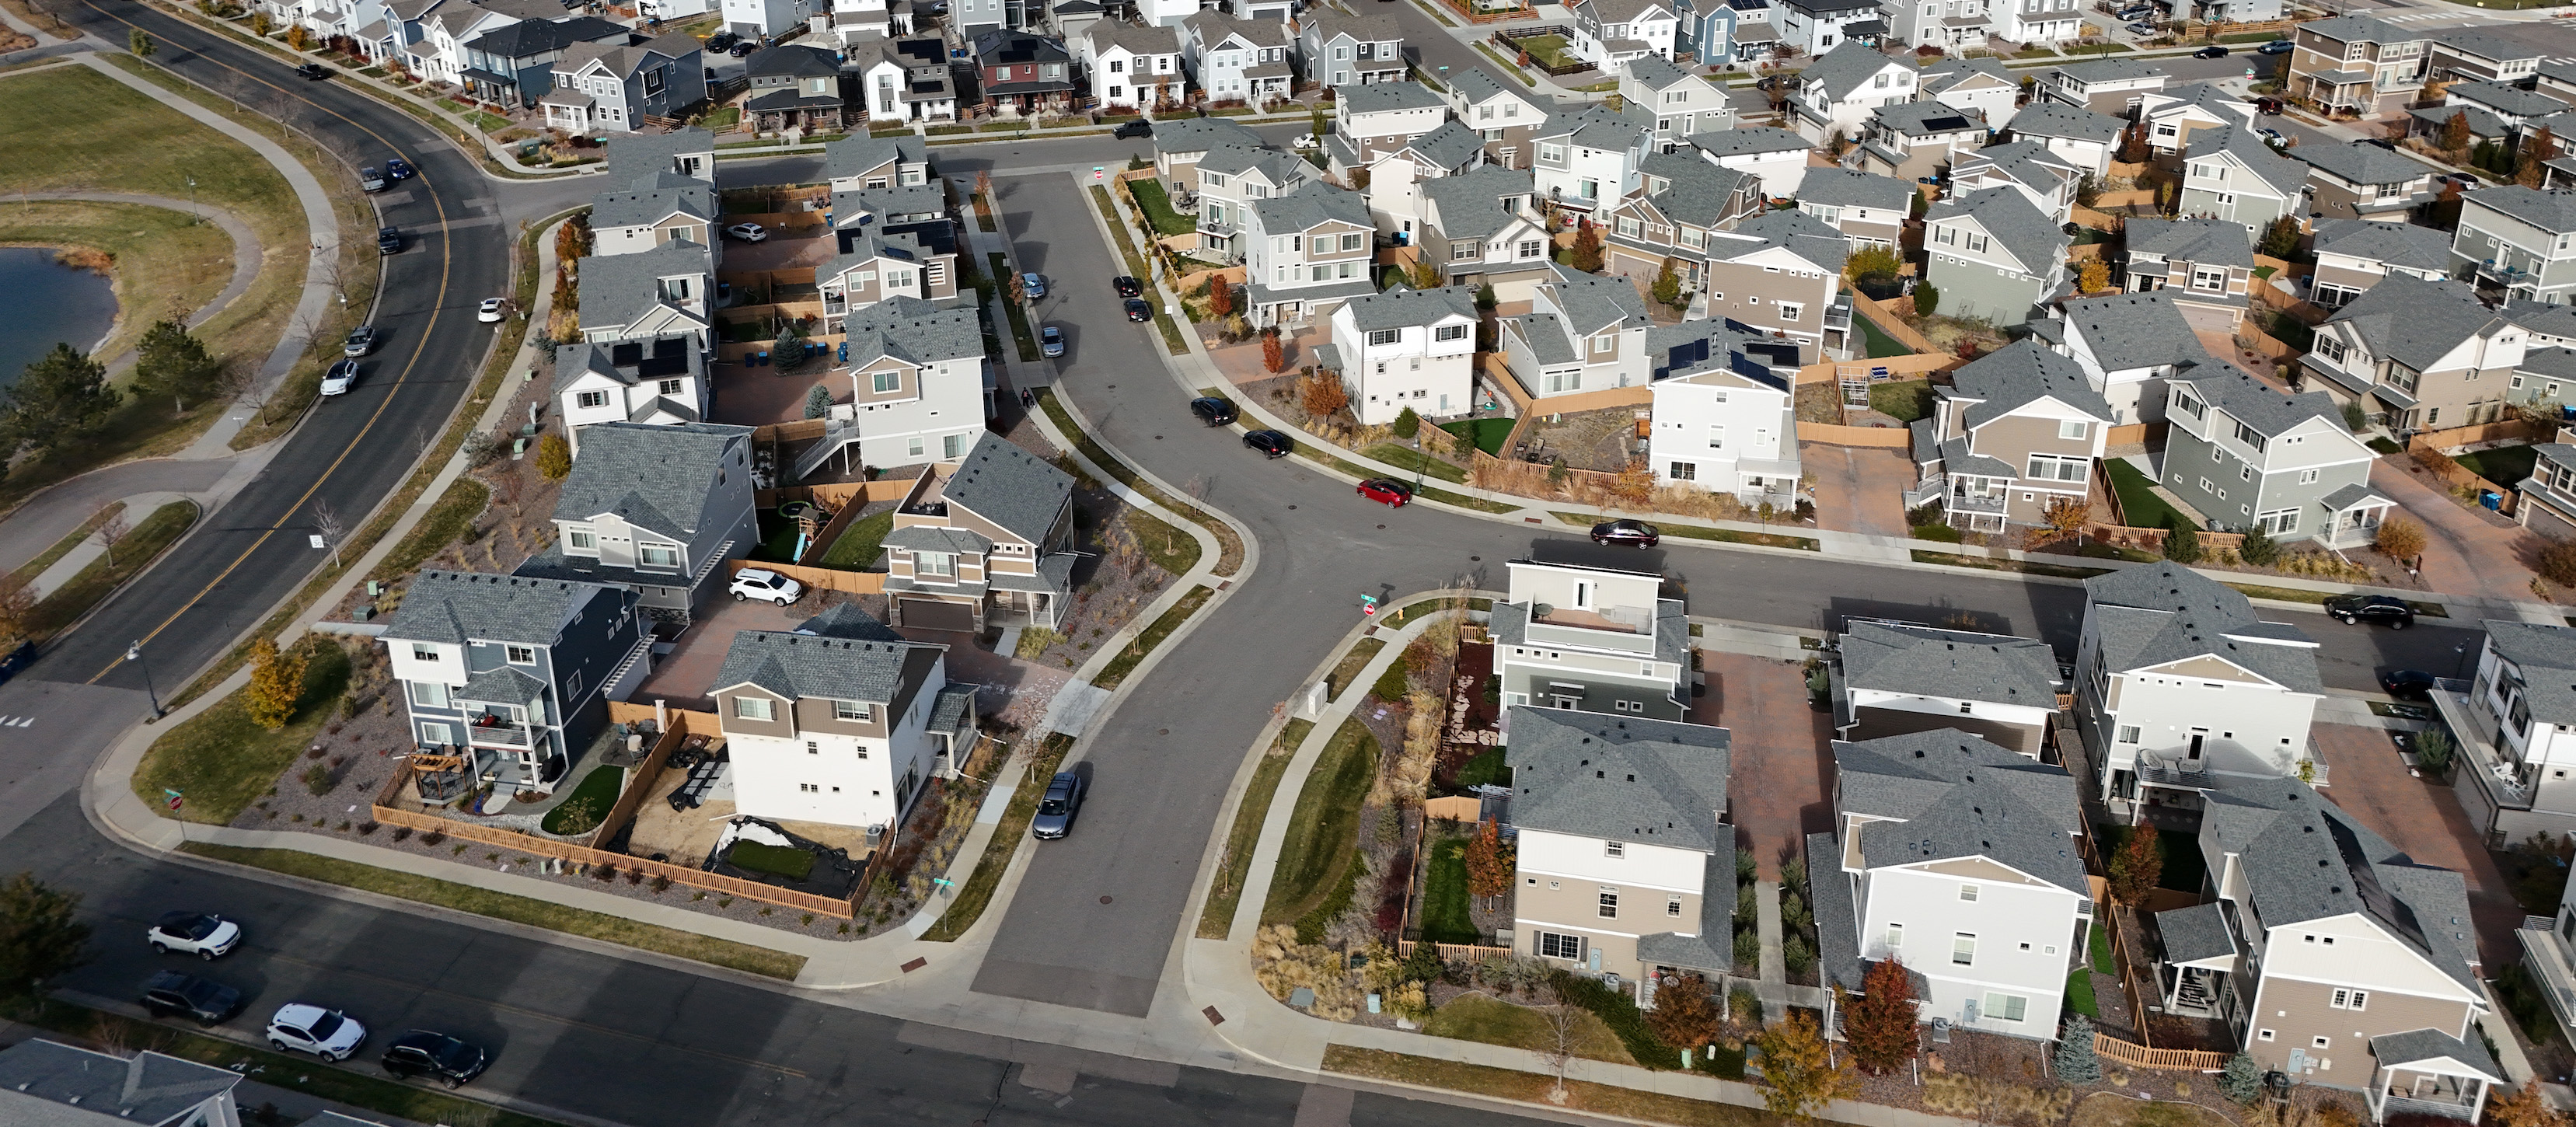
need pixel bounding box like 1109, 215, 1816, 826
1341, 284, 1477, 330
884, 523, 995, 556
2051, 54, 2161, 86
1805, 830, 1865, 992
1505, 705, 1730, 851
939, 431, 1073, 546
2450, 79, 2566, 120
1252, 180, 1373, 234
606, 128, 715, 182
1339, 80, 1446, 116
2147, 82, 2253, 124
2511, 298, 2576, 342
835, 182, 949, 225
2190, 124, 2309, 196
1637, 151, 1752, 229
2480, 619, 2576, 723
577, 239, 712, 331
2521, 346, 2576, 380
2313, 218, 2455, 273
2058, 291, 2211, 372
1512, 313, 1577, 364
1925, 187, 2066, 274
1872, 99, 1983, 139
590, 177, 714, 230
2152, 902, 2236, 965
2412, 102, 2508, 141
1949, 337, 2111, 427
822, 132, 928, 183
1086, 18, 1179, 55
2084, 562, 2323, 693
927, 682, 978, 735
1550, 269, 1655, 334
2173, 361, 2345, 441
2298, 13, 2403, 44
1199, 143, 1309, 185
2470, 185, 2576, 234
1423, 165, 1535, 242
2323, 274, 2515, 372
1537, 101, 1653, 152
2008, 99, 2123, 145
1633, 846, 1737, 973
1399, 119, 1485, 172
1836, 727, 2086, 892
1953, 138, 2080, 193
2320, 482, 2393, 512
2124, 217, 2256, 270
837, 295, 984, 367
551, 335, 699, 395
714, 610, 941, 703
2300, 140, 2434, 188
1448, 65, 1512, 106
382, 570, 623, 647
552, 420, 750, 539
1797, 166, 1913, 211
1918, 53, 2011, 95
1150, 116, 1266, 155
1687, 125, 1813, 159
460, 663, 547, 706
1712, 207, 1851, 274
1841, 621, 2058, 707
0, 1043, 241, 1127
748, 41, 841, 78
2370, 1029, 2501, 1080
1797, 40, 1904, 103
1625, 53, 1695, 90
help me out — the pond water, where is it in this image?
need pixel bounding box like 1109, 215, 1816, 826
0, 246, 120, 394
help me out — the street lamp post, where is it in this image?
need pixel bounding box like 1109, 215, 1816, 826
127, 640, 162, 719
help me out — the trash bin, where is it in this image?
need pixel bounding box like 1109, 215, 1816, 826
2483, 490, 2504, 511
755, 351, 769, 366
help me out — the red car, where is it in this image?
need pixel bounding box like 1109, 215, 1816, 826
1356, 478, 1414, 507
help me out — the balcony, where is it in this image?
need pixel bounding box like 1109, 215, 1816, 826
1824, 298, 1852, 332
2521, 916, 2576, 1035
1948, 490, 2008, 515
2477, 258, 2534, 287
465, 717, 535, 749
2371, 1093, 2482, 1123
2430, 679, 2532, 809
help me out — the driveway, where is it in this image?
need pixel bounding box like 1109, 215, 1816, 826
2310, 721, 2521, 968
2368, 459, 2540, 604
719, 229, 836, 275
1806, 444, 1913, 537
633, 594, 804, 712
1692, 652, 1833, 878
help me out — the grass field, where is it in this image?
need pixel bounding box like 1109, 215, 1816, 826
1127, 178, 1196, 236
1196, 718, 1310, 938
0, 201, 236, 368
1515, 33, 1576, 68
1869, 379, 1935, 423
819, 508, 894, 569
1122, 505, 1202, 577
1440, 417, 1513, 457
1422, 994, 1635, 1063
1326, 637, 1386, 701
368, 478, 490, 582
538, 764, 624, 836
1854, 309, 1914, 359
132, 638, 354, 825
1418, 836, 1482, 944
2454, 443, 2539, 487
989, 251, 1042, 361
1261, 717, 1376, 928
2102, 458, 2185, 530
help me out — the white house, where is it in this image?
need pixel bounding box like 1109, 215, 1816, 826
1644, 319, 1800, 506
1081, 21, 1186, 110
575, 239, 716, 348
1687, 125, 1816, 197
1789, 40, 1917, 146
1531, 103, 1654, 215
1949, 141, 2082, 225
1243, 181, 1382, 326
1323, 286, 1480, 425
793, 295, 991, 477
2311, 219, 2460, 310
553, 337, 707, 448
1569, 0, 1680, 70
2047, 291, 2211, 424
2138, 83, 2257, 157
1492, 557, 1691, 720
515, 420, 757, 625
1918, 55, 2018, 122
1831, 622, 2060, 755
714, 604, 979, 832
722, 0, 810, 38
2003, 99, 2123, 178
1329, 81, 1453, 175
2428, 619, 2576, 843
1182, 10, 1293, 106
1195, 144, 1318, 263
1363, 120, 1487, 237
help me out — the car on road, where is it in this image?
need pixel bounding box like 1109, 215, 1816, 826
1112, 119, 1153, 138
1123, 297, 1152, 322
343, 326, 379, 357
729, 568, 803, 605
358, 166, 386, 193
2379, 668, 2438, 700
2326, 593, 2416, 629
320, 360, 361, 396
2258, 127, 2286, 145
477, 298, 506, 323
1030, 772, 1086, 839
1243, 429, 1293, 458
1021, 272, 1047, 299
295, 63, 331, 80
1590, 518, 1660, 548
1041, 325, 1064, 357
725, 222, 768, 242
2258, 39, 2293, 54
2192, 44, 2229, 58
729, 40, 758, 56
267, 1004, 366, 1062
385, 157, 414, 180
147, 912, 241, 959
1356, 478, 1414, 507
2253, 96, 2285, 115
2444, 172, 2481, 190
1292, 131, 1318, 149
377, 226, 402, 254
2114, 4, 2151, 16
1189, 396, 1238, 426
1112, 275, 1143, 298
2126, 21, 2156, 33
381, 1031, 489, 1088
142, 971, 243, 1026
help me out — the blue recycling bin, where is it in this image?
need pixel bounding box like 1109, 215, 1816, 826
755, 351, 769, 367
2484, 490, 2504, 511
838, 341, 850, 363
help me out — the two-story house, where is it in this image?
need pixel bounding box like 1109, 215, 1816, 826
1789, 41, 1916, 146
1892, 0, 1989, 53
1917, 54, 2018, 122
456, 13, 626, 107
382, 570, 647, 797
721, 0, 809, 37
1150, 116, 1268, 187
971, 29, 1080, 115
2073, 561, 2323, 815
742, 42, 846, 132
1645, 319, 1802, 504
1686, 124, 1817, 197
1922, 186, 2068, 326
2311, 218, 2458, 310
825, 0, 908, 43
1674, 0, 1753, 67
1081, 20, 1186, 111
1820, 728, 2087, 1040
1531, 103, 1654, 215
539, 32, 707, 134
576, 238, 716, 348
2044, 291, 2211, 424
1769, 0, 1886, 56
1949, 140, 2082, 224
2138, 83, 2257, 159
1699, 209, 1853, 355
826, 133, 933, 194
1406, 164, 1555, 288
588, 172, 717, 263
2428, 619, 2576, 844
2120, 217, 2256, 332
1854, 101, 1988, 184
606, 127, 715, 184
2418, 82, 2571, 152
410, 0, 547, 87
2040, 55, 2166, 117
2176, 125, 2307, 245
714, 604, 979, 833
1506, 705, 1734, 986
841, 35, 956, 124
879, 431, 1077, 631
1831, 622, 2060, 755
1904, 339, 2112, 532
2162, 362, 2392, 544
1195, 145, 1317, 263
1600, 150, 1764, 288
1501, 264, 1657, 400
2004, 99, 2124, 178
786, 298, 986, 483
1243, 181, 1380, 326
815, 230, 962, 323
2286, 15, 2426, 117
512, 420, 757, 625
2302, 141, 2439, 223
1991, 0, 2080, 46
1622, 55, 1734, 152
1328, 81, 1453, 176
1299, 12, 1403, 87
2517, 444, 2576, 541
1321, 286, 1481, 424
1796, 167, 1911, 250
1492, 557, 1691, 718
2431, 29, 2544, 87
2305, 275, 2528, 433
1447, 65, 1554, 170
1181, 10, 1291, 106
553, 337, 707, 449
1569, 0, 1679, 69
2454, 187, 2576, 306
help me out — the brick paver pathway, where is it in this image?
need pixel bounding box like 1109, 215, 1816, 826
1694, 652, 1833, 878
2369, 460, 2539, 604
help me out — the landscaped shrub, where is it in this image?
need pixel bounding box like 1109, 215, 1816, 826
1548, 969, 1679, 1070
2539, 540, 2576, 588
1371, 653, 1412, 702
1911, 524, 1963, 543
301, 764, 333, 797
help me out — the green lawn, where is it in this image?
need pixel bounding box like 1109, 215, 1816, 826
2101, 459, 2186, 531
1126, 178, 1197, 236
1122, 506, 1203, 577
2065, 968, 2100, 1018
727, 839, 815, 881
2455, 444, 2539, 487
1422, 994, 1635, 1063
132, 639, 353, 825
1197, 719, 1311, 938
1262, 717, 1377, 930
1363, 442, 1469, 483
1514, 33, 1576, 69
700, 106, 740, 131
1855, 311, 1912, 358
1419, 836, 1482, 944
538, 764, 624, 836
818, 508, 894, 569
1440, 417, 1513, 457
1454, 746, 1510, 790
2369, 437, 2404, 455
1326, 637, 1387, 701
1869, 380, 1935, 424
988, 251, 1042, 361
2089, 919, 2114, 970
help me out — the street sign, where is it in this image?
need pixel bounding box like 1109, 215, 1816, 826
308, 535, 326, 550
1093, 166, 1105, 180
1360, 595, 1379, 616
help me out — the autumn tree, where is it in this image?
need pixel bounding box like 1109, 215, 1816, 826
2488, 1084, 2564, 1127
1845, 243, 1901, 283
1300, 368, 1349, 418
1753, 1010, 1856, 1122
1652, 256, 1683, 307
1209, 277, 1234, 317
1466, 818, 1513, 908
2077, 259, 2110, 295
2375, 515, 2427, 562
1840, 956, 1922, 1075
1412, 259, 1441, 289
0, 577, 33, 642
554, 211, 594, 262
1611, 457, 1656, 508
1569, 218, 1604, 274
1646, 973, 1724, 1055
535, 432, 573, 480
1453, 424, 1478, 460
243, 637, 307, 730
2419, 77, 2450, 105
2441, 110, 2473, 155
0, 873, 89, 1004
2107, 827, 2165, 905
94, 504, 130, 568
2519, 127, 2562, 189
1260, 328, 1286, 373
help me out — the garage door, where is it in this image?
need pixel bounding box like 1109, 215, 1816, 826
899, 598, 977, 633
2529, 499, 2576, 543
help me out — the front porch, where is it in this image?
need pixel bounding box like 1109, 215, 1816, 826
2148, 901, 2242, 1023
2364, 1031, 2501, 1125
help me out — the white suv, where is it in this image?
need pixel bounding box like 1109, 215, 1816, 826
147, 912, 241, 959
267, 1004, 367, 1061
729, 569, 803, 605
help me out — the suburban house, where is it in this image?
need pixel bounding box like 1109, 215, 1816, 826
1853, 101, 1988, 184
2515, 300, 2576, 348
2540, 57, 2576, 105
605, 127, 714, 184
1992, 0, 2082, 45
1918, 54, 2019, 122
553, 337, 707, 448
456, 13, 626, 107
815, 229, 962, 323
2515, 347, 2576, 415
1949, 140, 2083, 225
1891, 0, 1989, 53
1447, 65, 1555, 169
2452, 187, 2576, 306
575, 238, 716, 348
2071, 562, 2324, 816
1671, 0, 1749, 67
2162, 362, 2392, 545
1501, 265, 1657, 401
2172, 0, 2277, 26
1831, 622, 2061, 755
2285, 15, 2427, 117
1242, 181, 1380, 326
2120, 217, 2257, 331
793, 295, 990, 476
2302, 141, 2440, 222
2433, 81, 2570, 144
844, 35, 958, 124
1492, 557, 1691, 720
2518, 444, 2576, 540
1298, 12, 1404, 87
382, 570, 647, 797
1148, 116, 1266, 186
409, 0, 557, 87
1796, 167, 1912, 249
1321, 285, 1482, 425
2428, 619, 2576, 843
1599, 151, 1765, 290
539, 32, 707, 133
2044, 291, 2211, 424
948, 0, 1007, 35
0, 1041, 246, 1127
879, 431, 1077, 632
1404, 165, 1555, 288
1328, 81, 1454, 174
1903, 339, 2113, 533
1695, 210, 1850, 355
1622, 55, 1734, 152
1530, 103, 1654, 216
1181, 11, 1292, 106
2311, 219, 2457, 311
721, 0, 809, 37
824, 0, 909, 42
2040, 55, 2167, 117
1787, 41, 1918, 146
1822, 728, 2087, 1040
2138, 83, 2257, 158
1080, 21, 1186, 111
1506, 705, 1733, 985
1768, 0, 1886, 56
588, 172, 717, 263
1196, 144, 1318, 263
1922, 187, 2068, 326
1686, 125, 1817, 197
2003, 100, 2124, 178
829, 181, 955, 246
714, 604, 979, 834
1570, 0, 1680, 70
2304, 275, 2529, 432
970, 29, 1080, 116
511, 420, 757, 626
742, 43, 847, 132
2432, 28, 2544, 85
2176, 125, 2308, 244
1643, 319, 1801, 504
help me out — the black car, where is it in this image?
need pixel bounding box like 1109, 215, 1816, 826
2380, 668, 2438, 700
381, 1031, 488, 1089
377, 227, 402, 255
729, 40, 757, 56
294, 63, 330, 79
1123, 298, 1153, 322
1030, 772, 1085, 839
2192, 44, 2229, 58
1189, 396, 1239, 426
1590, 518, 1660, 549
1112, 119, 1154, 138
142, 971, 243, 1026
384, 158, 414, 180
2326, 593, 2414, 629
1243, 429, 1293, 458
1112, 275, 1144, 298
706, 30, 738, 50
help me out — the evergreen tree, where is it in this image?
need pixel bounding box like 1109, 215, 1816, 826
1392, 406, 1420, 439
803, 384, 834, 420
2238, 522, 2279, 567
1912, 283, 1939, 317
2054, 1015, 2103, 1083
2218, 1053, 2264, 1104
4, 343, 118, 456
0, 873, 90, 1004
2161, 515, 2202, 564
135, 319, 221, 409
536, 432, 572, 480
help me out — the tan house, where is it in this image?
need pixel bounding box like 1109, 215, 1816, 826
2303, 274, 2529, 432
2286, 14, 2427, 116
2138, 83, 2257, 159
881, 432, 1077, 632
2120, 218, 2255, 332
1906, 339, 2114, 532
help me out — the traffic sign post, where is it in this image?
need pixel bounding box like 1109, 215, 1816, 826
1360, 595, 1378, 616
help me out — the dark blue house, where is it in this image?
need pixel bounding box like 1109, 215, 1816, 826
381, 571, 649, 799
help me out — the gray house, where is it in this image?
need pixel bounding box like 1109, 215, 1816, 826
512, 421, 758, 626
2160, 361, 2393, 546
382, 570, 647, 797
1922, 187, 2070, 325
2301, 140, 2439, 222
0, 1041, 245, 1127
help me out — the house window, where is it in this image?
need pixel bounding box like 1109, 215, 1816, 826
1982, 993, 2029, 1022
2059, 419, 2089, 440
1605, 841, 1626, 858
409, 682, 450, 708
1341, 233, 1366, 251
944, 433, 965, 459
412, 644, 440, 663
1959, 884, 1979, 902
639, 545, 679, 567
576, 390, 609, 409
1538, 931, 1583, 960
1668, 898, 1684, 917
917, 551, 955, 577
505, 646, 536, 665
735, 696, 775, 721
1707, 425, 1725, 449
2026, 455, 2089, 483
1598, 890, 1620, 917
2330, 989, 2368, 1010
1593, 333, 1615, 355
1518, 239, 1544, 259
799, 783, 819, 794
1778, 302, 1801, 322
1436, 324, 1468, 342
1886, 923, 1904, 948
1953, 934, 1976, 965
873, 371, 901, 393
420, 721, 452, 745
1670, 462, 1696, 480
658, 379, 683, 396
2117, 724, 2141, 743
807, 741, 819, 755
1368, 329, 1401, 347
834, 700, 874, 721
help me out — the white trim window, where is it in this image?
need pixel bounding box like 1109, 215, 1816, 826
1538, 931, 1583, 960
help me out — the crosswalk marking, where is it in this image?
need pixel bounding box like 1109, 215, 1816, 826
0, 716, 33, 727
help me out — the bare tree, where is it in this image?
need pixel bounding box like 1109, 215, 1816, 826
312, 501, 346, 570
94, 505, 131, 568
1538, 1000, 1579, 1104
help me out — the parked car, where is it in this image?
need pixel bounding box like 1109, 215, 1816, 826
2257, 39, 2293, 54
147, 912, 241, 959
377, 227, 402, 255
2126, 21, 2156, 33
729, 568, 804, 605
267, 1004, 366, 1062
1030, 772, 1086, 839
358, 166, 386, 193
320, 360, 360, 397
2253, 96, 2285, 115
142, 972, 243, 1026
2114, 4, 2152, 17
477, 298, 506, 323
1189, 396, 1238, 426
2379, 668, 2438, 700
295, 63, 331, 80
2445, 172, 2481, 190
381, 1031, 488, 1089
2326, 593, 2415, 629
707, 30, 738, 51
1112, 119, 1153, 138
1356, 478, 1414, 507
384, 157, 414, 180
1243, 429, 1293, 458
1292, 131, 1318, 149
2191, 44, 2228, 58
1021, 272, 1047, 299
1041, 325, 1064, 357
729, 40, 757, 56
344, 326, 379, 357
1590, 518, 1660, 548
1112, 275, 1143, 298
1123, 298, 1152, 322
725, 222, 768, 242
2258, 127, 2286, 145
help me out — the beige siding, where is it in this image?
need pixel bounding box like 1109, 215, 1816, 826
2244, 975, 2475, 1076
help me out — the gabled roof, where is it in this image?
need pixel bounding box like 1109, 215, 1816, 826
1798, 40, 1905, 103
1841, 621, 2059, 707
2124, 216, 2255, 270
1953, 138, 2080, 194
1391, 119, 1485, 171
1799, 166, 1913, 212
1924, 186, 2065, 272
715, 609, 941, 704
577, 238, 713, 330
2153, 902, 2238, 965
1625, 53, 1698, 91
1251, 180, 1373, 234
1635, 150, 1753, 228
2187, 124, 2309, 196
1448, 65, 1517, 106
1342, 284, 1477, 330
2480, 619, 2576, 723
1835, 727, 2085, 892
2323, 274, 2517, 371
604, 127, 714, 182
2511, 298, 2576, 342
1200, 143, 1310, 186
589, 176, 713, 229
2298, 145, 2427, 197
1872, 99, 1983, 138
1549, 267, 1656, 334
552, 333, 697, 393
2145, 82, 2252, 124
1085, 18, 1180, 55
1423, 164, 1536, 242
2173, 361, 2347, 441
747, 41, 842, 78
1536, 101, 1653, 151
2051, 54, 2162, 86
940, 431, 1073, 546
1150, 115, 1265, 155
1303, 9, 1399, 44
2469, 185, 2576, 235
2370, 1029, 2501, 1082
2058, 291, 2212, 372
2083, 561, 2321, 693
0, 1043, 242, 1127
1918, 54, 2012, 94
838, 295, 983, 367
1182, 9, 1289, 47
1505, 706, 1730, 852
823, 132, 929, 181
550, 421, 750, 540
2299, 12, 2404, 44
2449, 79, 2566, 120
972, 27, 1070, 64
560, 30, 699, 80
1686, 125, 1813, 159
1948, 338, 2111, 427
382, 570, 619, 646
1710, 207, 1850, 274
465, 13, 623, 57
2008, 99, 2123, 145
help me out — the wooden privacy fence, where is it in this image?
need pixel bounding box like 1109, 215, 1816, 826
1863, 298, 1939, 355
723, 557, 885, 594
1798, 421, 1913, 447
2408, 438, 2519, 515
758, 480, 916, 509
2093, 1035, 2232, 1072
1397, 939, 1516, 960
753, 419, 833, 444
1422, 795, 1482, 822
2416, 420, 2537, 451
1792, 352, 1960, 384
